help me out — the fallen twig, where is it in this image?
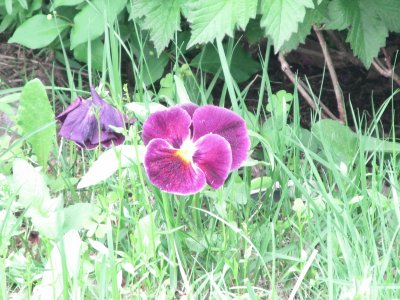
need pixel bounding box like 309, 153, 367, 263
278, 52, 338, 120
371, 50, 400, 86
314, 25, 346, 124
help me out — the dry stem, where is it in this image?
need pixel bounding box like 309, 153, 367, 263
314, 25, 346, 124
278, 53, 338, 120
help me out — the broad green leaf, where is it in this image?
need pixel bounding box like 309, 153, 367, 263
327, 0, 388, 67
17, 79, 55, 167
27, 196, 64, 239
360, 135, 400, 153
260, 0, 314, 51
250, 176, 272, 194
133, 213, 160, 260
70, 0, 127, 49
190, 43, 261, 83
174, 75, 191, 104
142, 53, 169, 86
245, 17, 265, 44
0, 209, 18, 251
130, 30, 169, 85
77, 145, 145, 189
0, 14, 14, 34
5, 0, 12, 15
125, 102, 166, 123
187, 0, 258, 48
63, 203, 97, 234
8, 15, 69, 49
73, 38, 104, 71
53, 0, 84, 8
130, 0, 183, 55
32, 231, 82, 298
311, 119, 358, 164
12, 159, 50, 208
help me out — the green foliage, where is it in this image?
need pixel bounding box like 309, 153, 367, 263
260, 0, 314, 51
5, 0, 399, 76
53, 0, 84, 8
186, 0, 257, 49
70, 0, 126, 49
130, 0, 183, 55
8, 14, 69, 49
17, 79, 55, 168
326, 0, 388, 67
190, 43, 261, 83
311, 119, 358, 165
73, 38, 104, 71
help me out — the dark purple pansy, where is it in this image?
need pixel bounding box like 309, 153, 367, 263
142, 104, 250, 195
57, 86, 131, 149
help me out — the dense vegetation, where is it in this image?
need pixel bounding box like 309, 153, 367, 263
1, 0, 400, 299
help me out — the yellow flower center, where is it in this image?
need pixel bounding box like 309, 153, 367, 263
176, 139, 196, 164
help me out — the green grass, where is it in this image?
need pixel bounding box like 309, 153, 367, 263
1, 22, 400, 300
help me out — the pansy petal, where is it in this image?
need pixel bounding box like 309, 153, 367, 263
56, 97, 83, 122
90, 86, 107, 106
144, 139, 206, 195
142, 107, 191, 148
192, 105, 250, 170
178, 103, 199, 118
59, 101, 97, 147
193, 134, 232, 189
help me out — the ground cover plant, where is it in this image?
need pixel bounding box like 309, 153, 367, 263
1, 0, 400, 299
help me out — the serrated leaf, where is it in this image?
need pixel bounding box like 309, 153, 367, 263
260, 0, 314, 51
187, 0, 257, 48
282, 2, 329, 51
367, 0, 400, 32
190, 43, 261, 83
327, 0, 388, 67
70, 0, 127, 49
77, 145, 145, 189
8, 15, 69, 49
17, 79, 55, 167
130, 0, 183, 55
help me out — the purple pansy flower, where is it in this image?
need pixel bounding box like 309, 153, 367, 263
57, 86, 130, 149
142, 104, 250, 195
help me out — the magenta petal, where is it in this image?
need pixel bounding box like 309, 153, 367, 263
144, 139, 206, 195
56, 97, 84, 122
193, 134, 232, 189
192, 105, 250, 170
178, 103, 199, 118
142, 107, 191, 148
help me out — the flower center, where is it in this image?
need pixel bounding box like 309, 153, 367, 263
176, 139, 196, 164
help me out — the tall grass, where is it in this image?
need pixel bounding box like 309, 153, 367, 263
0, 16, 400, 300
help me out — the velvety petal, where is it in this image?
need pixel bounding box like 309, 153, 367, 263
192, 105, 250, 170
89, 130, 125, 148
90, 86, 107, 106
58, 100, 97, 148
193, 133, 232, 189
178, 103, 199, 118
56, 96, 84, 123
144, 139, 206, 195
142, 107, 191, 148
